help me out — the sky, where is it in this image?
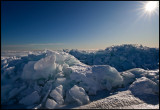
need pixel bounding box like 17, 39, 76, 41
1, 1, 159, 51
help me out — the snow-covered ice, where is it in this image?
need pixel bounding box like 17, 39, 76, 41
92, 65, 123, 91
120, 71, 135, 86
75, 90, 159, 109
1, 44, 159, 109
50, 85, 64, 105
67, 44, 159, 71
65, 85, 90, 105
129, 77, 158, 95
45, 98, 58, 109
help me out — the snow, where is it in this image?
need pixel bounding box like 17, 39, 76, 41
68, 65, 123, 95
76, 90, 159, 109
129, 77, 158, 95
65, 85, 90, 105
120, 71, 135, 86
127, 68, 147, 78
19, 91, 40, 105
92, 65, 123, 91
1, 45, 159, 109
127, 68, 159, 86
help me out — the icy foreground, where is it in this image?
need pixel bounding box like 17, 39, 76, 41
1, 47, 159, 109
75, 90, 159, 109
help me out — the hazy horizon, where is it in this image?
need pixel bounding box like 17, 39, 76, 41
1, 1, 159, 51
1, 43, 159, 52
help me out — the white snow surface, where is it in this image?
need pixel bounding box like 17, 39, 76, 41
1, 46, 159, 109
75, 90, 159, 109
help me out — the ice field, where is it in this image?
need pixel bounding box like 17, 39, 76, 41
1, 44, 159, 109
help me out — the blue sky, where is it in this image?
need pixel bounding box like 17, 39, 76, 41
1, 1, 159, 51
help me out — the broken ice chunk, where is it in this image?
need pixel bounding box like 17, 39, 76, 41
65, 85, 90, 105
50, 85, 64, 104
121, 71, 135, 86
55, 72, 65, 78
92, 65, 123, 90
8, 85, 27, 99
129, 77, 158, 95
45, 98, 58, 109
55, 78, 66, 86
19, 91, 40, 105
33, 82, 42, 93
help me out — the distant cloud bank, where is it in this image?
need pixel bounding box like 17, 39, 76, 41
4, 43, 64, 47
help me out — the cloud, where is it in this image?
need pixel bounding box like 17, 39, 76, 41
29, 43, 64, 46
3, 43, 64, 47
3, 45, 29, 47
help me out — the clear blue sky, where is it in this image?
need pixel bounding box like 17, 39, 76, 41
1, 1, 159, 51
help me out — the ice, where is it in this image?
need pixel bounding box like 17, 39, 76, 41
19, 91, 40, 105
1, 46, 159, 109
78, 77, 99, 96
69, 65, 99, 95
67, 65, 123, 95
34, 55, 57, 73
45, 98, 58, 109
33, 82, 42, 93
41, 82, 52, 95
1, 85, 13, 104
55, 72, 65, 78
8, 88, 19, 99
127, 68, 159, 84
55, 78, 66, 87
92, 65, 123, 91
68, 44, 159, 72
4, 66, 15, 76
40, 83, 52, 109
49, 85, 64, 104
21, 55, 56, 80
69, 65, 123, 94
120, 71, 135, 86
65, 85, 90, 105
129, 77, 158, 95
21, 61, 36, 80
8, 85, 27, 99
21, 50, 82, 80
127, 68, 147, 78
75, 90, 159, 109
1, 66, 15, 85
18, 87, 35, 100
37, 79, 46, 86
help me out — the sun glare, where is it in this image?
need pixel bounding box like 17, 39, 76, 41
135, 1, 159, 22
145, 1, 159, 12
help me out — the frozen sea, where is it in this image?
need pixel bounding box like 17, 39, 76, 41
1, 44, 159, 109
